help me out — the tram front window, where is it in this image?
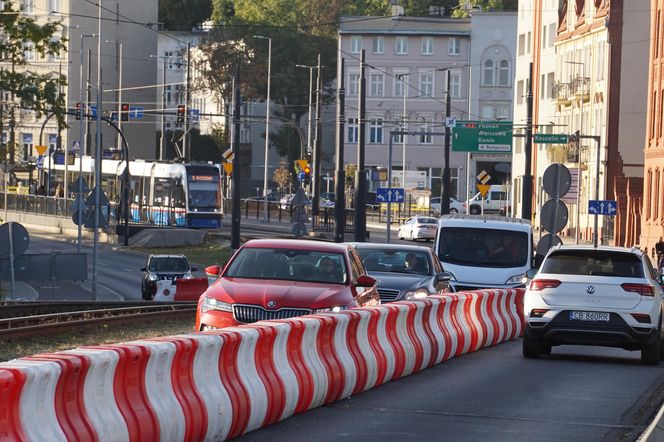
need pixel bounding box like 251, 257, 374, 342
188, 185, 218, 209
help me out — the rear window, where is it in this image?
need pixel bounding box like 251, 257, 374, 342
417, 218, 438, 224
541, 250, 644, 278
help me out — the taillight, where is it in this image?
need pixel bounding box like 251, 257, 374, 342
529, 279, 561, 291
621, 283, 654, 297
631, 313, 652, 323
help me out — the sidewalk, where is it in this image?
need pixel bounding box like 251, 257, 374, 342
0, 281, 39, 301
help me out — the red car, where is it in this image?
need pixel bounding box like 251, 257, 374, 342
196, 239, 380, 330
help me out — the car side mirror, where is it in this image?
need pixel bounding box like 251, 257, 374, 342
140, 267, 146, 272
356, 275, 377, 287
526, 268, 538, 279
204, 265, 222, 277
437, 271, 451, 282
659, 274, 664, 286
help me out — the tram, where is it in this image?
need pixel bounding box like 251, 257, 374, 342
51, 157, 223, 228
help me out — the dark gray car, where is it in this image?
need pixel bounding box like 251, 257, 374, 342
346, 243, 451, 303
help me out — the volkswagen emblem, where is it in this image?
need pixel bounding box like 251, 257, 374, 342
586, 285, 595, 294
267, 300, 277, 309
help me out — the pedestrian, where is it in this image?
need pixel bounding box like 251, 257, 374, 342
54, 183, 64, 198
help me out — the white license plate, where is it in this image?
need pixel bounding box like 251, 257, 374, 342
569, 311, 610, 322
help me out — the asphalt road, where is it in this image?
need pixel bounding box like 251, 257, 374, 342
241, 340, 664, 442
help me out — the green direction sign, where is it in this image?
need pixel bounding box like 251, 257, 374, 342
452, 121, 513, 153
534, 133, 569, 144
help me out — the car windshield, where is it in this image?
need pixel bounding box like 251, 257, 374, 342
416, 217, 438, 224
438, 227, 529, 268
357, 249, 431, 276
541, 250, 644, 278
188, 183, 218, 209
224, 247, 348, 284
149, 257, 189, 272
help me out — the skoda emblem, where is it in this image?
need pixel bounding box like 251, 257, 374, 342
586, 285, 595, 294
267, 300, 277, 309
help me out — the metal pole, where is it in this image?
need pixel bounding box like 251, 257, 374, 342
387, 134, 393, 243
522, 62, 533, 220
117, 42, 122, 151
184, 42, 191, 160
577, 63, 584, 244
334, 57, 345, 243
307, 67, 313, 157
312, 53, 322, 217
401, 74, 407, 178
354, 50, 366, 242
85, 49, 91, 156
262, 37, 272, 223
92, 0, 102, 300
594, 136, 600, 247
160, 57, 166, 160
78, 35, 93, 253
442, 70, 451, 215
231, 65, 242, 250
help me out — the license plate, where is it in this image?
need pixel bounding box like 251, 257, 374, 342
569, 311, 610, 321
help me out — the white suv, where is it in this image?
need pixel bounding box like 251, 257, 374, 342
523, 245, 664, 364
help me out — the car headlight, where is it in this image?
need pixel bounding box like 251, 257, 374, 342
148, 274, 159, 282
505, 273, 527, 285
404, 288, 430, 299
313, 306, 347, 314
201, 296, 233, 313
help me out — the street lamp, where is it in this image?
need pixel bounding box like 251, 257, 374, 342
105, 40, 123, 152
396, 73, 409, 186
565, 60, 585, 244
254, 35, 272, 222
296, 64, 316, 160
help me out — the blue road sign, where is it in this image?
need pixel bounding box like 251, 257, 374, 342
36, 155, 44, 169
588, 200, 617, 216
89, 105, 97, 118
297, 171, 305, 182
130, 106, 144, 119
376, 187, 405, 203
188, 108, 200, 122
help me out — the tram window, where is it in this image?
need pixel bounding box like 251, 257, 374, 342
172, 182, 185, 208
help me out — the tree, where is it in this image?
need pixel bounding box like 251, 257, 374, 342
452, 0, 512, 17
0, 1, 67, 163
272, 161, 292, 195
159, 0, 213, 31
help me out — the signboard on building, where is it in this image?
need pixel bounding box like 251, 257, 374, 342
452, 120, 513, 153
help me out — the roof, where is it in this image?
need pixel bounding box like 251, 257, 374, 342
345, 242, 434, 253
339, 15, 470, 36
439, 214, 532, 232
549, 244, 643, 256
243, 239, 350, 253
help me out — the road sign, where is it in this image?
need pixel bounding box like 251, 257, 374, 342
129, 106, 144, 119
476, 170, 491, 185
222, 163, 233, 175
295, 159, 307, 172
542, 163, 572, 198
89, 105, 97, 118
188, 108, 200, 122
72, 141, 80, 153
445, 117, 457, 128
476, 184, 491, 197
297, 171, 305, 182
452, 120, 513, 153
222, 148, 234, 162
35, 145, 47, 156
85, 186, 110, 208
71, 176, 90, 194
541, 199, 569, 233
35, 156, 44, 169
534, 133, 569, 144
0, 222, 30, 257
536, 233, 563, 257
376, 187, 405, 203
588, 200, 617, 216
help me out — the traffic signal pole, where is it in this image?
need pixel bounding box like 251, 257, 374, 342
334, 57, 346, 243
231, 65, 242, 250
354, 50, 367, 242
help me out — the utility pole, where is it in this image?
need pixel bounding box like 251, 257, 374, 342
334, 57, 346, 243
442, 70, 451, 215
160, 57, 166, 160
85, 49, 92, 156
92, 0, 103, 300
312, 53, 323, 217
184, 42, 191, 160
231, 65, 242, 250
522, 63, 533, 221
354, 50, 367, 242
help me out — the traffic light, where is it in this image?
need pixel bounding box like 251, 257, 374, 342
121, 103, 129, 122
177, 105, 186, 123
75, 102, 82, 120
304, 164, 311, 184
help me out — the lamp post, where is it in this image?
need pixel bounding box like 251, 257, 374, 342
77, 33, 96, 252
296, 64, 316, 159
396, 73, 409, 185
566, 60, 585, 244
254, 35, 272, 223
105, 40, 123, 152
150, 54, 176, 160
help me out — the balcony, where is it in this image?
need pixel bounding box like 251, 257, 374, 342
553, 76, 590, 106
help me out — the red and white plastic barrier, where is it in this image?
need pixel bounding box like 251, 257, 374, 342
154, 278, 209, 302
0, 288, 524, 441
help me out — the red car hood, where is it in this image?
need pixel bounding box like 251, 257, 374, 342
205, 277, 353, 309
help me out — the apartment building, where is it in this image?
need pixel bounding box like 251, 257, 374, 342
338, 9, 471, 199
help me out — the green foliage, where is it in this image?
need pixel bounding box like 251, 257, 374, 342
158, 0, 213, 31
452, 0, 506, 17
0, 1, 67, 128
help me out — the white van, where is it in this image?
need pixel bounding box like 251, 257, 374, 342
467, 184, 510, 215
433, 214, 533, 291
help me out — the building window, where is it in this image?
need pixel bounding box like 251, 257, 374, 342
422, 37, 434, 55
483, 60, 495, 86
419, 123, 432, 144
347, 118, 358, 143
393, 120, 405, 143
498, 60, 510, 86
350, 36, 362, 54
372, 36, 384, 54
369, 119, 383, 143
420, 73, 433, 97
165, 85, 172, 105
48, 0, 60, 13
547, 72, 555, 99
23, 42, 35, 61
48, 37, 61, 61
450, 72, 461, 98
348, 73, 359, 95
527, 31, 531, 54
448, 37, 460, 55
394, 73, 408, 97
370, 73, 384, 96
518, 34, 525, 56
395, 37, 408, 55
21, 0, 34, 14
517, 80, 524, 104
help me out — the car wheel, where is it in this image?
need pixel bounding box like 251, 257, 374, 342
522, 335, 541, 358
449, 208, 458, 214
642, 333, 661, 365
470, 205, 481, 215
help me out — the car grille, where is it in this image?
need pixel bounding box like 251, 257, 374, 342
232, 304, 312, 324
377, 288, 401, 302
